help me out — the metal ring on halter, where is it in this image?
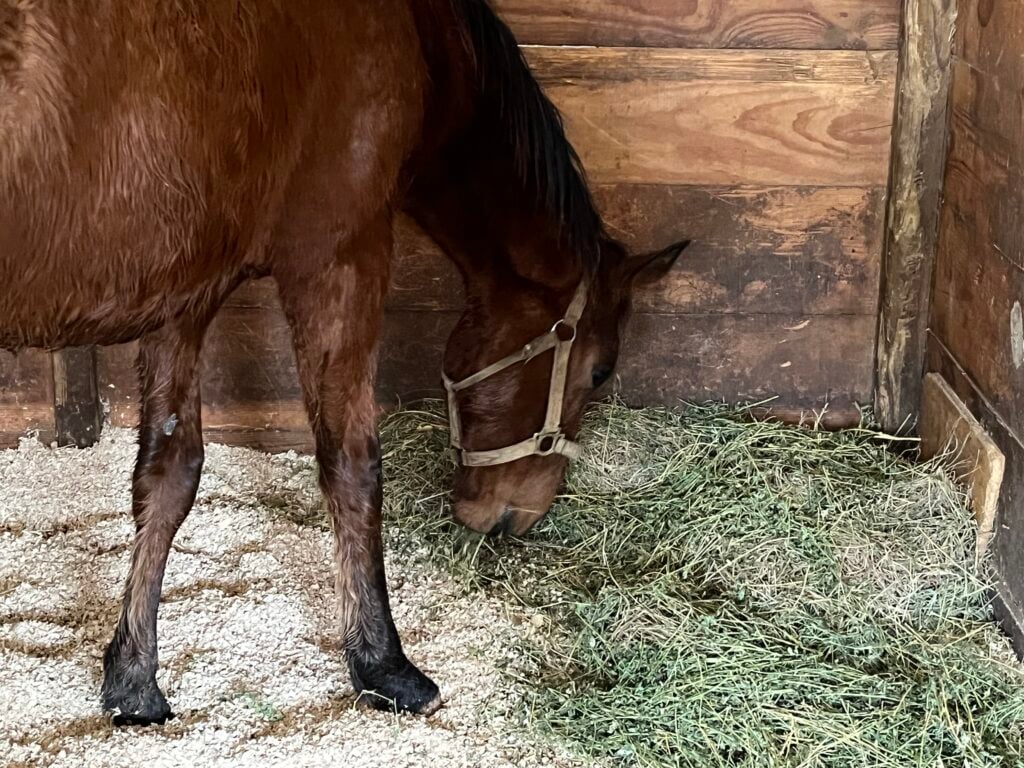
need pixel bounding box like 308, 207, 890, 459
552, 319, 577, 343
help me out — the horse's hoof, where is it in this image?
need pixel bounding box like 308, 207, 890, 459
351, 655, 442, 715
111, 707, 174, 727
102, 679, 173, 726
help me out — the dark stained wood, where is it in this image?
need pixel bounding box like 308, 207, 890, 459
391, 185, 884, 317
591, 185, 885, 316
619, 312, 873, 412
928, 0, 1024, 652
958, 0, 1024, 83
931, 74, 1024, 439
51, 347, 103, 448
0, 350, 55, 447
931, 187, 1024, 436
101, 289, 873, 437
526, 48, 897, 187
874, 0, 955, 433
94, 343, 137, 430
927, 339, 1024, 657
496, 0, 900, 50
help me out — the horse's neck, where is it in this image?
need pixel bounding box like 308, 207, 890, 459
403, 0, 583, 292
405, 149, 580, 293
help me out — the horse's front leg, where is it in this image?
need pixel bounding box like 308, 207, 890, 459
276, 220, 441, 715
101, 318, 209, 725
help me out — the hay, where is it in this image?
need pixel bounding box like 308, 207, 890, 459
374, 401, 1024, 768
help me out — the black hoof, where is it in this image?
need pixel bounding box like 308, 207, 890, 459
350, 654, 442, 715
111, 707, 174, 727
102, 682, 173, 726
102, 660, 174, 726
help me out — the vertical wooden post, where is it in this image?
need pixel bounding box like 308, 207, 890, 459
875, 0, 956, 433
52, 346, 103, 448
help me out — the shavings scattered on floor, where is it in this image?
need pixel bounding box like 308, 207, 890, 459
0, 428, 581, 768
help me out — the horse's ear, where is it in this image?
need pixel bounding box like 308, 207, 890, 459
625, 240, 691, 285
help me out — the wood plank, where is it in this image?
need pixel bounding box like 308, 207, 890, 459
927, 339, 1024, 657
931, 65, 1024, 439
51, 347, 103, 448
496, 0, 900, 50
931, 194, 1024, 438
0, 349, 55, 447
392, 185, 884, 317
618, 312, 873, 412
942, 62, 1024, 272
95, 343, 137, 430
525, 47, 897, 83
957, 0, 1024, 84
920, 372, 1005, 559
874, 0, 956, 433
525, 48, 897, 187
592, 185, 884, 316
101, 298, 873, 435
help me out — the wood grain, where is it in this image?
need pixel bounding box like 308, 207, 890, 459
51, 347, 103, 448
0, 350, 55, 447
927, 342, 1024, 657
928, 0, 1024, 649
496, 0, 900, 50
931, 65, 1024, 439
391, 185, 884, 316
919, 372, 1004, 559
527, 48, 897, 187
100, 292, 873, 436
957, 0, 1024, 83
874, 0, 955, 433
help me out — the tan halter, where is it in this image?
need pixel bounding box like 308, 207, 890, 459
442, 281, 589, 467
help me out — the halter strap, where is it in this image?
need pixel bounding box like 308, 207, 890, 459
443, 280, 588, 467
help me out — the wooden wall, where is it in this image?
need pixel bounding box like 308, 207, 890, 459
928, 0, 1024, 646
0, 0, 901, 449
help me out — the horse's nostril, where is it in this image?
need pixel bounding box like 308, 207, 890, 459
487, 508, 514, 537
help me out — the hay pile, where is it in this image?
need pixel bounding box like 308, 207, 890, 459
375, 402, 1024, 768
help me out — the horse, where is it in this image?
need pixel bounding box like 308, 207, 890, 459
0, 0, 688, 722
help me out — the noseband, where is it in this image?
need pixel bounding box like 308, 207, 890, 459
442, 281, 589, 467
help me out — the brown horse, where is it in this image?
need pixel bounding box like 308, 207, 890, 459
0, 0, 687, 722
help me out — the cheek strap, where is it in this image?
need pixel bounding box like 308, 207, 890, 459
442, 281, 589, 467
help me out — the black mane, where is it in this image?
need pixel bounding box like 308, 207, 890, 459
456, 0, 604, 272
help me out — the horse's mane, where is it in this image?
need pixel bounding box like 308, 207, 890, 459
455, 0, 604, 273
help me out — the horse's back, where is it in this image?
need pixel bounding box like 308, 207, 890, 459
0, 0, 424, 349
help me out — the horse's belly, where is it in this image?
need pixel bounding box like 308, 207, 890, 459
0, 196, 247, 350
0, 245, 230, 351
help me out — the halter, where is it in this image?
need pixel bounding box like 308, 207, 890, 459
442, 281, 589, 467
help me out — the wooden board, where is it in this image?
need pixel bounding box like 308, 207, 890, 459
920, 372, 1005, 559
0, 350, 55, 447
874, 0, 955, 433
931, 67, 1024, 438
100, 291, 872, 434
928, 0, 1024, 652
928, 340, 1024, 656
51, 347, 103, 448
527, 48, 897, 187
393, 185, 884, 316
496, 0, 900, 50
957, 0, 1024, 84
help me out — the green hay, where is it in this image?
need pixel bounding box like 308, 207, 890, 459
364, 402, 1024, 766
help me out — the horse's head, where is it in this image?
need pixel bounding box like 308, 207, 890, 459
443, 237, 689, 535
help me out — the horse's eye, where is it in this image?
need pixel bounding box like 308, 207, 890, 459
591, 364, 613, 389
